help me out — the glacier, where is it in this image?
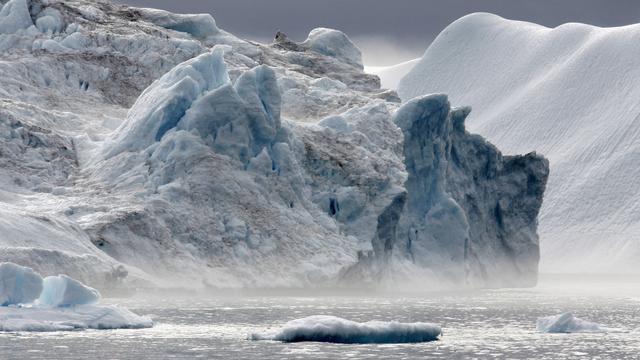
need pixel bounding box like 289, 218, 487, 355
398, 13, 640, 274
249, 315, 441, 343
0, 0, 548, 291
0, 263, 152, 331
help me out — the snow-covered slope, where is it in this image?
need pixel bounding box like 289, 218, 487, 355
0, 1, 547, 291
365, 59, 418, 90
399, 13, 640, 273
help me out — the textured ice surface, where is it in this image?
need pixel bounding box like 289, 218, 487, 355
344, 94, 548, 287
0, 263, 150, 331
0, 0, 32, 34
0, 263, 43, 306
302, 28, 363, 69
398, 13, 640, 273
250, 315, 441, 343
0, 1, 547, 290
537, 313, 608, 333
138, 8, 219, 38
38, 275, 100, 307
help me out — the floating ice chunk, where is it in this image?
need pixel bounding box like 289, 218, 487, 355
0, 0, 33, 34
0, 305, 153, 331
0, 263, 43, 306
537, 313, 608, 333
0, 264, 150, 332
302, 28, 363, 69
38, 275, 100, 307
250, 315, 441, 343
139, 8, 219, 38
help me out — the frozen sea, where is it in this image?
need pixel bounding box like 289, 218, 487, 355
1, 275, 639, 359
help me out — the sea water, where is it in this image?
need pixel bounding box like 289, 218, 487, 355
1, 275, 639, 359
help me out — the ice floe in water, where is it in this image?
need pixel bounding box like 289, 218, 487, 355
537, 313, 608, 333
0, 263, 152, 331
0, 305, 153, 332
38, 275, 101, 307
250, 315, 441, 343
0, 263, 43, 306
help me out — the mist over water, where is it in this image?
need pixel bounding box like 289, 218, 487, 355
3, 275, 640, 359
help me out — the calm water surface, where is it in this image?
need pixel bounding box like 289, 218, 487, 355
1, 275, 639, 359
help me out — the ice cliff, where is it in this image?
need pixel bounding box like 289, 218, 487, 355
398, 13, 640, 274
0, 0, 548, 291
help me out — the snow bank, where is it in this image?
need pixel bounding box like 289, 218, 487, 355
302, 28, 363, 69
38, 275, 100, 307
0, 0, 32, 34
537, 313, 608, 333
250, 315, 441, 343
0, 263, 43, 306
398, 13, 640, 273
0, 263, 151, 331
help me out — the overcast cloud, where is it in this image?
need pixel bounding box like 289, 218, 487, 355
116, 0, 640, 66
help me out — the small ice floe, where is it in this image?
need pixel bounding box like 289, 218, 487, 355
537, 312, 608, 333
249, 315, 441, 344
0, 262, 152, 331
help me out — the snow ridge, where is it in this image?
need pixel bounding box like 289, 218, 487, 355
399, 13, 640, 273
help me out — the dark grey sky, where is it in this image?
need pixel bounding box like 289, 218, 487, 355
117, 0, 640, 66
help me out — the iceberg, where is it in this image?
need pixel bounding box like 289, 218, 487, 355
0, 263, 151, 331
250, 315, 441, 343
0, 0, 548, 290
537, 313, 608, 333
38, 275, 101, 307
0, 263, 43, 306
398, 12, 640, 273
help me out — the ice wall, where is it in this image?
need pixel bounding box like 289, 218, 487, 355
348, 94, 548, 288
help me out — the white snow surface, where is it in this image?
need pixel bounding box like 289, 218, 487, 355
0, 1, 547, 291
537, 313, 609, 333
365, 59, 419, 90
399, 13, 640, 273
249, 315, 441, 343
